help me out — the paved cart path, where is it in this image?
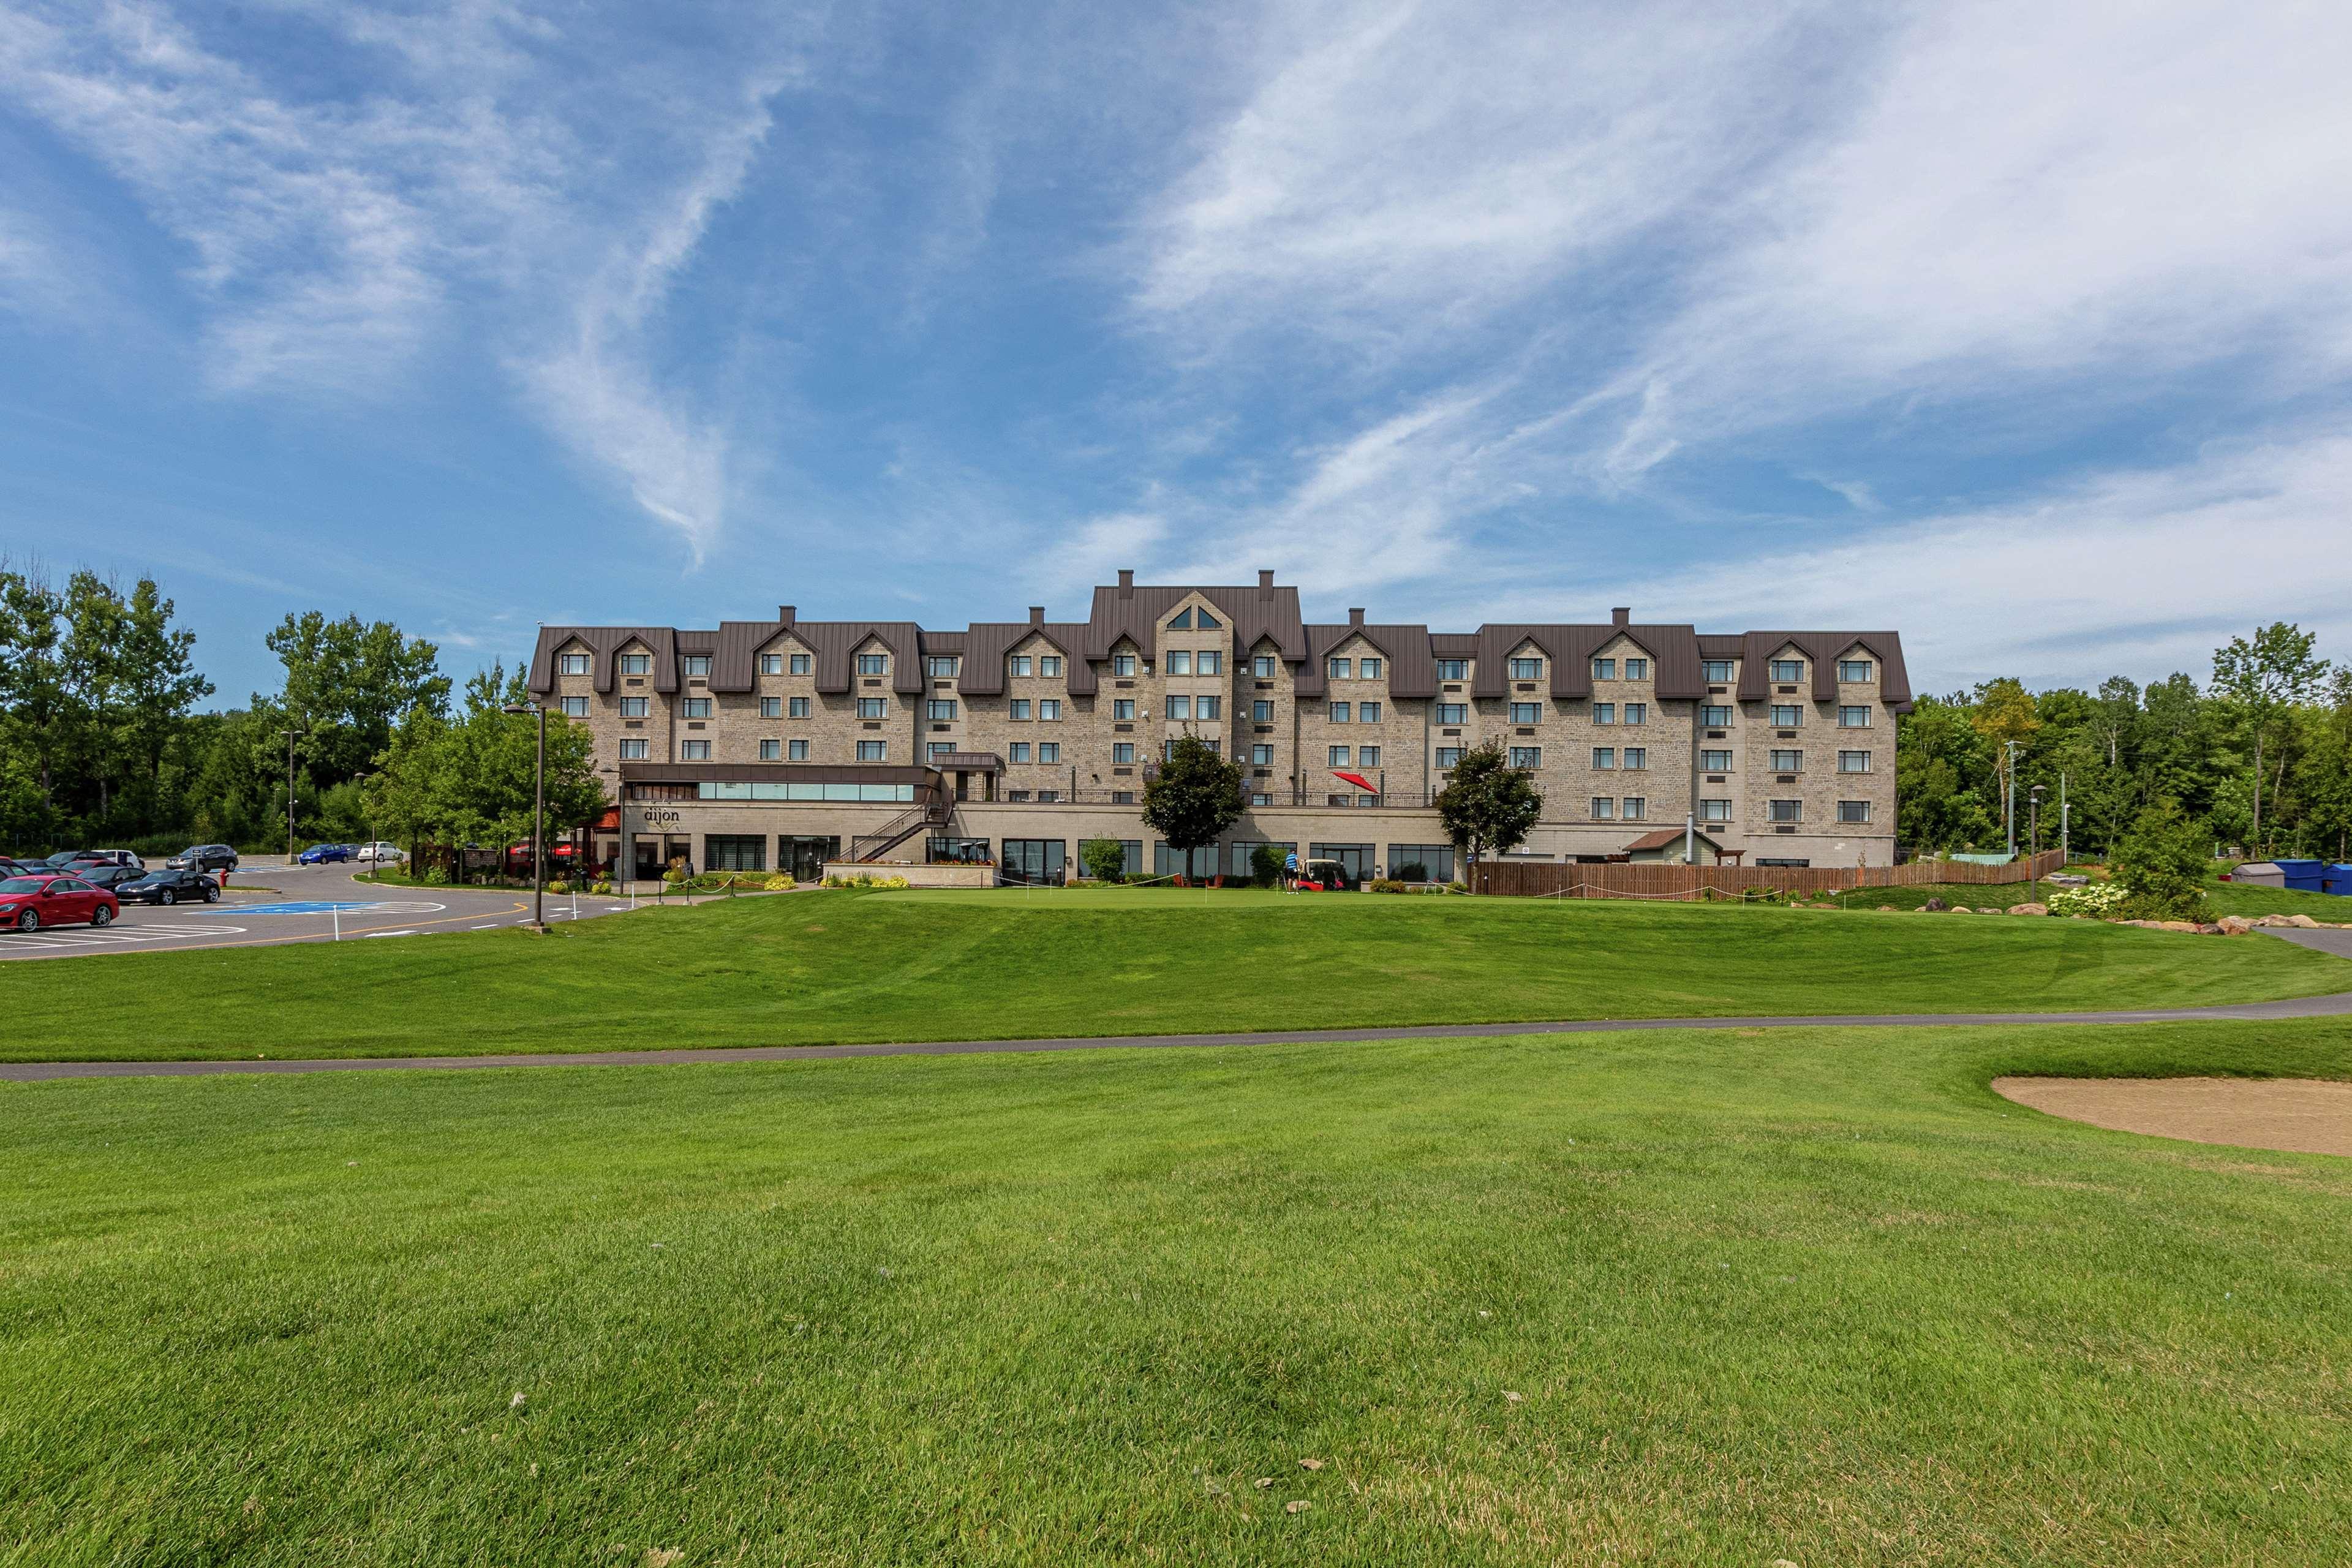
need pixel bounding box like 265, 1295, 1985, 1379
9, 926, 2352, 1082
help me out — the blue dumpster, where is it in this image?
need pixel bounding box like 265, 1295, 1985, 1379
2275, 858, 2323, 892
2323, 863, 2352, 897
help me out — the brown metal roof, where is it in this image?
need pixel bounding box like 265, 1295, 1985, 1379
1464, 624, 1705, 701
1295, 622, 1438, 698
1082, 579, 1306, 664
527, 626, 679, 696
955, 622, 1096, 696
619, 761, 938, 786
1623, 827, 1722, 853
1735, 632, 1913, 710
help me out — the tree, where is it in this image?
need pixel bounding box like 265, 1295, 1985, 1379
431, 665, 606, 878
1080, 837, 1128, 884
363, 711, 454, 875
1896, 696, 1995, 851
1968, 677, 2040, 843
2109, 800, 2210, 922
263, 611, 450, 785
117, 577, 213, 795
1436, 741, 1543, 883
2211, 622, 2331, 853
1140, 734, 1243, 873
0, 565, 71, 825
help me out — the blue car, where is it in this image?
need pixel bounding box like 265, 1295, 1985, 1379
298, 843, 355, 864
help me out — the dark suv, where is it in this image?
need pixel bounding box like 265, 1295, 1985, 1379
167, 844, 239, 873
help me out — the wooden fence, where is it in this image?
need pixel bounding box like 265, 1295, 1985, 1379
1469, 848, 2068, 900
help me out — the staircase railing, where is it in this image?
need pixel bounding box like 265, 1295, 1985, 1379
850, 794, 951, 863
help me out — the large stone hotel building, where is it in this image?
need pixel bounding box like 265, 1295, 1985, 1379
529, 571, 1911, 884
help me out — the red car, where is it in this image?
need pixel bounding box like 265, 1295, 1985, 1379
0, 873, 120, 933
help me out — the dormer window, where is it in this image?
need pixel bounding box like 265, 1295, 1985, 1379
759, 654, 783, 675
558, 652, 591, 676
1510, 657, 1544, 679
619, 653, 652, 676
681, 655, 712, 678
1011, 655, 1033, 677
858, 653, 889, 675
1169, 608, 1194, 629
1114, 652, 1137, 677
1623, 657, 1648, 680
1770, 658, 1804, 682
1041, 655, 1063, 677
1253, 655, 1277, 677
1194, 609, 1219, 629
1838, 659, 1873, 682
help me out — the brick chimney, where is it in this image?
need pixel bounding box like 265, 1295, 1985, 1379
777, 605, 796, 622
1258, 568, 1275, 588
1117, 569, 1134, 597
1611, 606, 1630, 627
1029, 605, 1046, 625
1348, 607, 1365, 627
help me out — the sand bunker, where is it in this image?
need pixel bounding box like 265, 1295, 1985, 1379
1993, 1076, 2352, 1158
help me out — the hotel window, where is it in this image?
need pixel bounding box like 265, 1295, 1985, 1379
559, 652, 591, 676
1039, 699, 1062, 721
928, 741, 956, 760
1253, 700, 1273, 722
1770, 704, 1803, 727
1701, 749, 1733, 772
760, 739, 782, 760
1702, 660, 1734, 682
789, 696, 810, 718
762, 697, 784, 718
1590, 796, 1615, 820
857, 697, 888, 718
1250, 792, 1271, 807
1509, 702, 1540, 724
1011, 699, 1032, 720
1623, 703, 1647, 725
1839, 705, 1873, 728
682, 655, 712, 677
1195, 609, 1221, 629
1113, 743, 1136, 764
858, 653, 888, 675
1114, 652, 1138, 676
1510, 657, 1544, 679
1438, 703, 1468, 724
1036, 790, 1061, 802
680, 740, 711, 760
1770, 658, 1804, 682
1113, 699, 1136, 720
682, 697, 712, 718
1166, 695, 1191, 720
1168, 608, 1193, 629
1251, 744, 1274, 765
1039, 742, 1061, 763
1011, 655, 1033, 677
1592, 747, 1617, 769
1593, 703, 1616, 725
1436, 659, 1468, 681
1702, 704, 1733, 726
620, 653, 652, 675
1360, 657, 1382, 679
1328, 657, 1351, 679
1331, 702, 1352, 723
1621, 797, 1647, 820
1591, 658, 1615, 680
1699, 798, 1732, 823
1196, 696, 1221, 720
1168, 737, 1219, 758
1771, 749, 1802, 772
760, 653, 784, 676
1253, 654, 1277, 677
559, 696, 589, 718
619, 738, 649, 760
1041, 655, 1063, 677
1436, 747, 1464, 767
1622, 747, 1646, 770
791, 654, 812, 675
858, 741, 886, 761
1329, 745, 1351, 766
1839, 750, 1873, 774
1359, 746, 1381, 766
788, 739, 808, 760
928, 655, 959, 677
622, 696, 649, 717
927, 699, 957, 721
1197, 650, 1221, 675
1510, 747, 1542, 769
1769, 799, 1803, 823
1624, 658, 1649, 680
1359, 701, 1382, 723
1838, 659, 1873, 683
1166, 650, 1193, 676
1838, 799, 1872, 823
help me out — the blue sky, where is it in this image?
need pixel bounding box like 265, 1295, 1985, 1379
3, 0, 2349, 705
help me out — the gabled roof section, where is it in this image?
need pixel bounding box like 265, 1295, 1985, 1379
1468, 624, 1704, 701
709, 620, 788, 692
1295, 623, 1438, 698
1085, 579, 1305, 663
1733, 631, 1912, 710
956, 622, 1097, 696
527, 627, 679, 696
788, 620, 927, 695
1624, 827, 1723, 853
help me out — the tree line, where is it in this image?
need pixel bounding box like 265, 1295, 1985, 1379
0, 561, 603, 861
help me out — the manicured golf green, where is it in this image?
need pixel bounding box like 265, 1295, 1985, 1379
6, 1017, 2350, 1564
5, 891, 2350, 1063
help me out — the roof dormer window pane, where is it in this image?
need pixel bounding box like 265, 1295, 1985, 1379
1169, 608, 1193, 629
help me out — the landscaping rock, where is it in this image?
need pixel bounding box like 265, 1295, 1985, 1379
2157, 921, 2204, 933
2287, 913, 2320, 928
1921, 897, 1947, 911
2217, 916, 2256, 935
2007, 902, 2048, 916
1950, 905, 1972, 914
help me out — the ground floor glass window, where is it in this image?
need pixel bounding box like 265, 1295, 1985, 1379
1386, 843, 1455, 883
704, 834, 766, 872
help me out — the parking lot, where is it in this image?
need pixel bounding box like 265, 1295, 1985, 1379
0, 863, 643, 961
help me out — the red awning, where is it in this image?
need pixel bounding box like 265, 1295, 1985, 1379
1330, 769, 1378, 793
592, 808, 620, 831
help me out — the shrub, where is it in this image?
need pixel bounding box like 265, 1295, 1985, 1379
1368, 878, 1410, 894
1080, 838, 1128, 884
546, 878, 571, 895
422, 865, 451, 886
1250, 843, 1286, 888
662, 868, 686, 884
763, 873, 795, 891
2111, 802, 2209, 921
2048, 883, 2128, 918
590, 878, 614, 895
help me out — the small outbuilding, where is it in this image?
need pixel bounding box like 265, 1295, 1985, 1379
2229, 861, 2286, 888
1623, 827, 1728, 865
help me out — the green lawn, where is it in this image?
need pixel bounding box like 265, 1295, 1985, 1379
7, 891, 2351, 1063
6, 1018, 2351, 1563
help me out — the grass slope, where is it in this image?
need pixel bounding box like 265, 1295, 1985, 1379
6, 892, 2350, 1063
5, 1019, 2350, 1563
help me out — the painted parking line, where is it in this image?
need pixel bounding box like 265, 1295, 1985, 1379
203, 900, 447, 916
3, 922, 249, 949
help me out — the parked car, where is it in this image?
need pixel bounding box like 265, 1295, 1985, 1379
298, 842, 355, 864
81, 849, 145, 870
0, 873, 119, 932
115, 867, 222, 906
74, 863, 148, 892
354, 842, 405, 863
167, 845, 240, 873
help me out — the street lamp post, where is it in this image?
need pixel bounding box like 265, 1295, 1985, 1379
352, 771, 371, 884
280, 728, 304, 863
502, 702, 548, 931
2003, 739, 2022, 859
2030, 783, 2046, 903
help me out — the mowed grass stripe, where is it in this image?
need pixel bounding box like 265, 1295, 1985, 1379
5, 890, 2348, 1063
4, 1019, 2350, 1563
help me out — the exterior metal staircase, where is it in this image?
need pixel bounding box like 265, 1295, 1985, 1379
850, 796, 951, 864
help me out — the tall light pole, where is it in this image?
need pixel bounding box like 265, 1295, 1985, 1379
2030, 783, 2046, 902
352, 771, 371, 883
502, 702, 547, 931
2003, 739, 2022, 859
281, 728, 305, 862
